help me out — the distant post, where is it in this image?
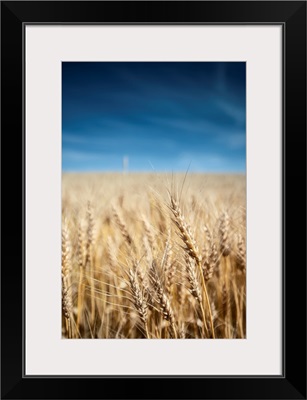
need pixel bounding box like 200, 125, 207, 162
123, 156, 129, 174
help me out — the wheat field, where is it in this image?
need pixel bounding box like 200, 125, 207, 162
62, 173, 246, 339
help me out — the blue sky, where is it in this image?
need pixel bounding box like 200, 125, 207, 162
62, 62, 246, 172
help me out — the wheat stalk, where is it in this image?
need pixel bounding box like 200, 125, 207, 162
169, 197, 215, 338
185, 254, 208, 337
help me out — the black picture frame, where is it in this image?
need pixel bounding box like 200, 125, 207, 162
1, 1, 306, 399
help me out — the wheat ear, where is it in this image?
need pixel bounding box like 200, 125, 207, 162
61, 225, 73, 337
203, 225, 219, 281
128, 269, 150, 338
236, 234, 246, 273
169, 197, 215, 338
150, 261, 177, 338
112, 206, 135, 250
62, 273, 73, 338
219, 211, 231, 257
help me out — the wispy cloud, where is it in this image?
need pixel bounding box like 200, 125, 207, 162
215, 99, 246, 126
215, 131, 246, 150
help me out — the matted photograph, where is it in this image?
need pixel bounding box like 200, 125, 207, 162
4, 0, 306, 396
62, 62, 246, 339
